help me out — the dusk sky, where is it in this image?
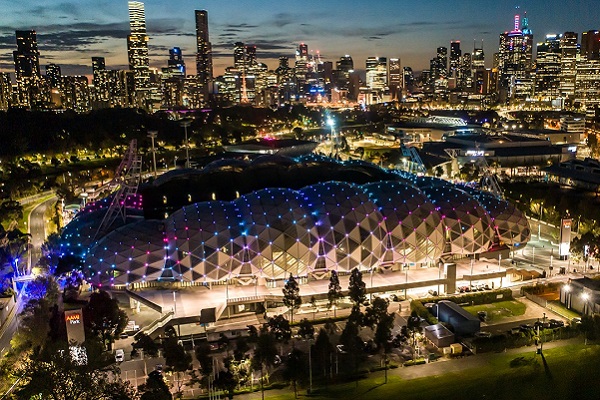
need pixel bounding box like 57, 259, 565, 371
0, 0, 599, 77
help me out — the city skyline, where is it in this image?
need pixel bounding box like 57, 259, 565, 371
0, 1, 599, 77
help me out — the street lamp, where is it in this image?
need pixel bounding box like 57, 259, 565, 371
147, 131, 158, 179
180, 119, 192, 169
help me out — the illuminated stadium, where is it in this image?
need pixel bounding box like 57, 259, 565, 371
61, 154, 531, 288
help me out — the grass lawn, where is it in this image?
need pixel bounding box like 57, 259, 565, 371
463, 300, 526, 322
547, 300, 580, 320
255, 343, 600, 400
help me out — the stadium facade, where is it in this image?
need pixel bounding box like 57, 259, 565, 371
60, 155, 530, 288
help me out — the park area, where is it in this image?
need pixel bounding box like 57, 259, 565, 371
254, 342, 600, 400
463, 300, 526, 322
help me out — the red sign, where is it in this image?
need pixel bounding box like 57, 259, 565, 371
66, 313, 81, 324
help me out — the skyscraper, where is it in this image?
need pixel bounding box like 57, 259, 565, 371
45, 64, 61, 89
168, 47, 186, 76
498, 13, 534, 99
234, 42, 246, 71
581, 30, 600, 61
92, 56, 110, 105
14, 30, 40, 80
388, 58, 401, 100
449, 41, 461, 80
127, 1, 150, 90
195, 10, 213, 96
429, 47, 448, 93
365, 57, 387, 91
559, 32, 578, 98
535, 34, 561, 101
14, 30, 42, 107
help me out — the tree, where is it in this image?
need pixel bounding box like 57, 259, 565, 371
24, 274, 59, 302
39, 232, 62, 273
0, 199, 23, 224
233, 336, 250, 362
139, 370, 171, 400
313, 329, 333, 379
348, 268, 366, 308
163, 330, 192, 396
0, 227, 31, 276
363, 297, 390, 330
194, 341, 213, 378
252, 329, 278, 400
267, 314, 292, 342
339, 320, 363, 384
15, 340, 137, 400
282, 274, 301, 324
373, 310, 394, 383
327, 270, 343, 317
214, 368, 237, 399
11, 297, 53, 352
283, 348, 305, 398
84, 290, 128, 349
297, 318, 315, 339
133, 333, 159, 357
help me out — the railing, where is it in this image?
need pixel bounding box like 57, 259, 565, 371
134, 310, 174, 339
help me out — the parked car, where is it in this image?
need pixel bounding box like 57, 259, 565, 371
474, 331, 492, 338
115, 349, 125, 363
548, 319, 565, 328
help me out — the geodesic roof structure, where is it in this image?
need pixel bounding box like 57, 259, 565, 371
85, 220, 166, 286
301, 182, 386, 272
166, 201, 245, 282
418, 185, 495, 255
465, 189, 531, 248
364, 181, 445, 264
236, 188, 319, 279
71, 155, 531, 286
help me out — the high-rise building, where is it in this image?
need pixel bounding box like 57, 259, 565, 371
45, 64, 62, 89
295, 43, 309, 91
167, 47, 186, 76
403, 67, 414, 93
472, 41, 485, 70
559, 32, 578, 98
429, 47, 448, 93
365, 56, 387, 91
334, 55, 353, 91
127, 1, 150, 90
497, 13, 534, 99
233, 42, 246, 71
535, 34, 561, 101
459, 53, 472, 90
388, 58, 401, 100
581, 30, 600, 61
195, 9, 213, 98
0, 73, 11, 110
449, 41, 461, 81
13, 30, 41, 107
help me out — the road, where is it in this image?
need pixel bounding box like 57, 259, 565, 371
0, 196, 55, 358
28, 196, 57, 270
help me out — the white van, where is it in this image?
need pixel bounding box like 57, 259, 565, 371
115, 349, 125, 363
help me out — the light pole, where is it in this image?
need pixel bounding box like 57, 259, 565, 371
307, 338, 313, 394
147, 131, 158, 179
180, 119, 192, 168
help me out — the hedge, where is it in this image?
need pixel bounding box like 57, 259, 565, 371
520, 282, 564, 295
418, 288, 513, 307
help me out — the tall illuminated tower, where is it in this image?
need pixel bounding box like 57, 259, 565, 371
559, 32, 578, 98
498, 13, 534, 99
195, 9, 213, 96
388, 58, 401, 100
127, 1, 150, 90
13, 30, 41, 106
